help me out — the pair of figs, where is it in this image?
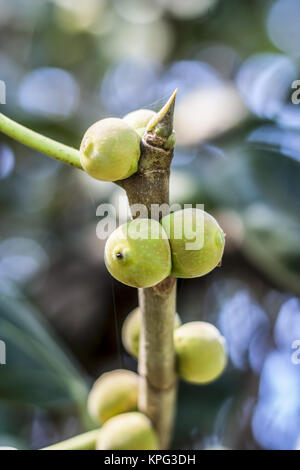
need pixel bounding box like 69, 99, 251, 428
88, 320, 226, 449
80, 109, 156, 182
122, 311, 227, 384
105, 208, 225, 288
88, 370, 157, 450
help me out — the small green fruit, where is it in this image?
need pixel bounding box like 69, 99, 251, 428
164, 131, 176, 150
174, 321, 227, 384
122, 307, 181, 358
97, 412, 158, 450
87, 369, 138, 424
123, 109, 156, 137
104, 218, 171, 288
80, 118, 141, 181
161, 208, 225, 278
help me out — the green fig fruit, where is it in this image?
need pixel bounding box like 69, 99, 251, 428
80, 118, 141, 181
104, 218, 171, 288
97, 412, 158, 450
161, 208, 225, 278
123, 109, 156, 137
87, 369, 138, 424
174, 321, 227, 384
122, 307, 181, 358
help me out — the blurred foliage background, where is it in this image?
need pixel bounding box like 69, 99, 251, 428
0, 0, 300, 450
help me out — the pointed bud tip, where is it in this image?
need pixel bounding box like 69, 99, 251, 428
171, 88, 178, 100
146, 89, 178, 134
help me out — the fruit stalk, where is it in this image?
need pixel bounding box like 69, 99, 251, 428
0, 112, 82, 168
42, 429, 100, 450
118, 91, 177, 449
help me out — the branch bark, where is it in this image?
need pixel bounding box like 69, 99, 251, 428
118, 91, 177, 449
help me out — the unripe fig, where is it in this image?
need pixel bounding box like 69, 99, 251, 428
88, 369, 138, 424
80, 118, 141, 181
161, 208, 225, 278
122, 307, 181, 358
97, 412, 158, 450
104, 218, 171, 288
123, 109, 156, 137
174, 321, 227, 384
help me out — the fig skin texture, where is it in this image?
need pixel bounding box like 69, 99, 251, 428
174, 321, 227, 384
88, 369, 138, 424
122, 306, 181, 358
96, 412, 158, 450
161, 208, 225, 278
123, 109, 156, 137
104, 218, 172, 288
80, 118, 141, 181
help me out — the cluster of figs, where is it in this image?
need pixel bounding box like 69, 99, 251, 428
80, 109, 228, 450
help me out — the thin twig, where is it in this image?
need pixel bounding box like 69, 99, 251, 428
42, 429, 100, 450
0, 113, 82, 169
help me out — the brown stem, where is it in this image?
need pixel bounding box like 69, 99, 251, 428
117, 91, 177, 449
138, 279, 177, 449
